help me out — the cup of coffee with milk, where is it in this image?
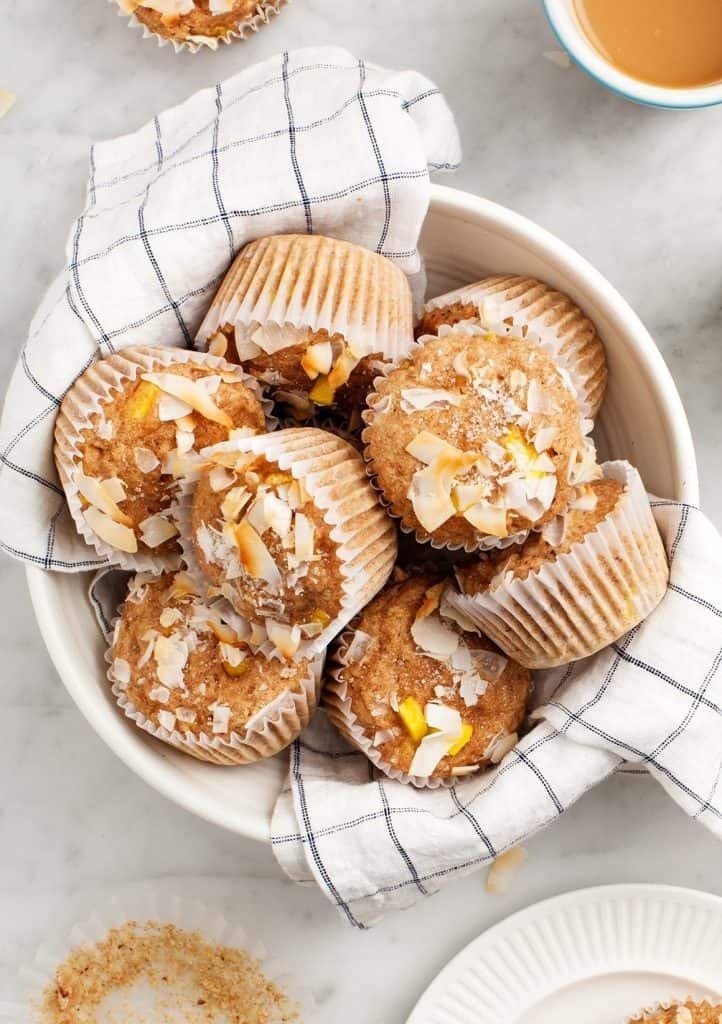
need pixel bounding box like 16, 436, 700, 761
543, 0, 722, 108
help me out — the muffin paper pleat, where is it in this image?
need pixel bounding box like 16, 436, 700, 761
446, 460, 669, 668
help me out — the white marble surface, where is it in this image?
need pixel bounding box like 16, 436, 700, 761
2, 0, 722, 1017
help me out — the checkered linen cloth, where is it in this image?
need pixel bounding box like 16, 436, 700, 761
0, 45, 460, 569
271, 499, 722, 927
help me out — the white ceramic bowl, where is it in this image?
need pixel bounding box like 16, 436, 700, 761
26, 184, 699, 844
543, 0, 722, 109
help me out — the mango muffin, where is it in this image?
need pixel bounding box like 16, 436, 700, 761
324, 575, 532, 785
54, 346, 268, 571
363, 322, 595, 552
630, 1001, 722, 1023
109, 570, 322, 764
183, 427, 398, 659
448, 461, 669, 668
417, 274, 608, 419
116, 0, 285, 51
196, 234, 414, 413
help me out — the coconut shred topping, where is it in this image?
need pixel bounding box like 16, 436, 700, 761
398, 345, 596, 537
195, 447, 334, 659
75, 367, 257, 555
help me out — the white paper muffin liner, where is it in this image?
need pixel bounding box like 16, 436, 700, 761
175, 427, 398, 659
0, 880, 312, 1023
196, 233, 415, 369
322, 624, 455, 789
111, 0, 288, 54
54, 345, 274, 575
107, 598, 324, 765
446, 460, 669, 669
424, 275, 608, 420
361, 321, 566, 555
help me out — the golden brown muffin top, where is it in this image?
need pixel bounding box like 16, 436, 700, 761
364, 328, 592, 549
191, 451, 345, 647
111, 571, 314, 740
72, 357, 265, 559
332, 575, 531, 779
127, 0, 266, 42
457, 476, 624, 593
631, 1001, 722, 1023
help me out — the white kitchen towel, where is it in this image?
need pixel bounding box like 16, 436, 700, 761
0, 45, 460, 570
271, 498, 722, 927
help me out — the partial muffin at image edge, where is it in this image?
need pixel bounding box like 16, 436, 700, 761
323, 573, 532, 786
629, 1000, 722, 1023
115, 0, 288, 52
108, 570, 323, 764
53, 345, 270, 573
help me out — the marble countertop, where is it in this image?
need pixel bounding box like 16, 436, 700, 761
2, 1, 722, 1018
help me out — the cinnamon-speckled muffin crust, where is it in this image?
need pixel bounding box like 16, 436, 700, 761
327, 575, 531, 779
364, 327, 592, 549
111, 572, 316, 742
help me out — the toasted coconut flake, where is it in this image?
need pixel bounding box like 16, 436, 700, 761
425, 701, 462, 734
176, 707, 197, 724
293, 512, 315, 562
153, 634, 188, 688
168, 571, 198, 601
266, 619, 302, 659
84, 506, 137, 553
142, 372, 233, 429
0, 89, 16, 120
570, 486, 599, 512
221, 486, 251, 523
159, 607, 184, 629
533, 425, 558, 451
344, 630, 375, 665
408, 462, 457, 533
157, 709, 177, 732
416, 581, 445, 620
264, 491, 292, 539
219, 642, 246, 668
409, 731, 455, 777
463, 503, 508, 536
97, 419, 114, 441
541, 515, 566, 547
157, 393, 193, 422
411, 611, 459, 659
527, 378, 553, 414
406, 431, 456, 466
233, 520, 281, 585
139, 515, 178, 548
75, 472, 132, 526
483, 731, 518, 764
176, 428, 195, 455
373, 729, 398, 747
207, 330, 229, 358
134, 447, 160, 474
209, 465, 235, 493
211, 703, 232, 734
453, 351, 470, 380
400, 388, 463, 413
112, 658, 131, 685
148, 685, 170, 704
486, 846, 528, 894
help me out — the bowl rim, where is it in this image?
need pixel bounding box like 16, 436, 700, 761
27, 182, 700, 844
542, 0, 722, 109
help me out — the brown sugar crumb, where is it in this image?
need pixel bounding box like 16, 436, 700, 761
631, 1001, 722, 1023
38, 920, 299, 1024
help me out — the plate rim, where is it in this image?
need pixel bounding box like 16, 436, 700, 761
405, 882, 722, 1023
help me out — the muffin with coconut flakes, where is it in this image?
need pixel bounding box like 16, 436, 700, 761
630, 1000, 722, 1023
363, 324, 595, 552
323, 575, 531, 784
109, 571, 321, 764
186, 427, 398, 660
54, 346, 267, 570
197, 234, 414, 414
449, 461, 669, 669
118, 0, 284, 50
416, 274, 608, 420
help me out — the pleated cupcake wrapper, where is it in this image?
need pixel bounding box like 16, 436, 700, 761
0, 879, 312, 1023
176, 427, 398, 660
447, 460, 669, 669
54, 345, 274, 575
360, 327, 534, 554
322, 624, 458, 789
111, 0, 288, 54
107, 616, 324, 764
196, 234, 415, 367
424, 276, 608, 420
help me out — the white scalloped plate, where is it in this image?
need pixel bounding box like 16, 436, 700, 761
406, 885, 722, 1024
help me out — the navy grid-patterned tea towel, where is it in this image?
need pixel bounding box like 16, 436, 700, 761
272, 499, 722, 927
0, 46, 460, 570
